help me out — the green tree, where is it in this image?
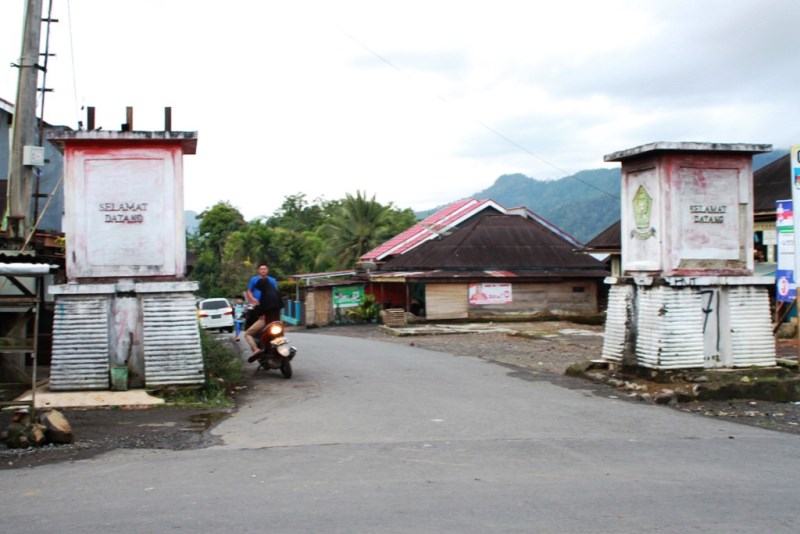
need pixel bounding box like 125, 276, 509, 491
192, 249, 223, 297
190, 202, 246, 297
195, 202, 246, 263
216, 219, 274, 297
316, 191, 395, 269
266, 193, 328, 232
189, 193, 416, 297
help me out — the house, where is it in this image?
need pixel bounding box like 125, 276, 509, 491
374, 212, 608, 320
753, 154, 789, 263
360, 198, 582, 265
582, 220, 621, 277
298, 199, 607, 325
1, 97, 68, 374
1, 96, 68, 234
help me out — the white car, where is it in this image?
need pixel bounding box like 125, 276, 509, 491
197, 298, 235, 332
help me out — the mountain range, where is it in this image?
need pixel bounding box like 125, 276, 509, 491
417, 149, 789, 244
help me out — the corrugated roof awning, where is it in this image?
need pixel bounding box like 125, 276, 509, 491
0, 263, 56, 275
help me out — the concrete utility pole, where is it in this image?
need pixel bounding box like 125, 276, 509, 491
6, 0, 43, 240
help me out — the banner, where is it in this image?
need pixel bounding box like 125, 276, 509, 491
792, 146, 800, 305
468, 283, 512, 305
776, 199, 795, 302
333, 285, 364, 308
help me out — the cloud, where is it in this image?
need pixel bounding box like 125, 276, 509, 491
3, 0, 799, 221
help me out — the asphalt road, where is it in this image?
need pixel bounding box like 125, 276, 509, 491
2, 332, 799, 533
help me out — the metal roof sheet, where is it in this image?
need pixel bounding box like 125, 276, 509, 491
753, 154, 789, 213
360, 199, 483, 261
361, 198, 583, 262
584, 220, 621, 251
380, 214, 607, 273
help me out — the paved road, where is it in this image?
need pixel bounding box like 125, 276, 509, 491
2, 332, 799, 533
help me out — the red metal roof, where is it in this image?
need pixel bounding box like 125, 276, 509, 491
361, 199, 484, 261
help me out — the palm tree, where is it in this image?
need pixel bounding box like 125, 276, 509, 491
317, 191, 391, 269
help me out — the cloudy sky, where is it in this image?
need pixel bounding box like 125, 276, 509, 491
2, 0, 798, 220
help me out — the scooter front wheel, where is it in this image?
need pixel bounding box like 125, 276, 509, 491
280, 359, 293, 379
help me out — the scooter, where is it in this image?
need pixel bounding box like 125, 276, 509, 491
248, 321, 297, 379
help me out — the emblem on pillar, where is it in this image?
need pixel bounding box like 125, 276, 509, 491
631, 185, 655, 240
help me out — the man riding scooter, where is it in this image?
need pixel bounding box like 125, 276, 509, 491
244, 263, 283, 362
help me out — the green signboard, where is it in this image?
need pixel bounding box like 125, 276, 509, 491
333, 285, 364, 308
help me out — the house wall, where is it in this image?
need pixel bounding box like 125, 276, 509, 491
469, 280, 598, 319
305, 286, 334, 326
425, 279, 599, 321
1, 108, 10, 183
366, 281, 407, 310
37, 128, 66, 232
426, 283, 469, 320
0, 108, 65, 232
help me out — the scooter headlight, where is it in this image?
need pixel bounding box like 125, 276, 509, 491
267, 322, 284, 336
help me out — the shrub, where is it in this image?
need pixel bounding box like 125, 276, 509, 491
198, 329, 244, 403
348, 294, 379, 323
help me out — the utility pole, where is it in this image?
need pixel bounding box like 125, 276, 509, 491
6, 0, 44, 241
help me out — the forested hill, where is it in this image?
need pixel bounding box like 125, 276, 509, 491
475, 169, 620, 243
417, 150, 788, 244
416, 169, 621, 243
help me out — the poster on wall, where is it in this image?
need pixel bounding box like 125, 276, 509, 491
333, 285, 364, 308
776, 199, 795, 303
468, 283, 512, 305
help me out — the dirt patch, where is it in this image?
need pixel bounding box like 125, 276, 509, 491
0, 407, 229, 469
311, 321, 606, 375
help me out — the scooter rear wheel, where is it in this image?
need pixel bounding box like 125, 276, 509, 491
280, 359, 293, 379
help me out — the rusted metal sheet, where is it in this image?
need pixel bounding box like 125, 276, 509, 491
636, 287, 705, 369
142, 293, 204, 386
600, 284, 630, 362
728, 286, 775, 367
50, 296, 111, 390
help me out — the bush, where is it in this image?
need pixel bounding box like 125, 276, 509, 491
198, 329, 244, 403
348, 294, 379, 323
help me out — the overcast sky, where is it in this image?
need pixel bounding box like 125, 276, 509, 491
2, 0, 798, 220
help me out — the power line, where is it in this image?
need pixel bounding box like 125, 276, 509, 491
339, 28, 619, 200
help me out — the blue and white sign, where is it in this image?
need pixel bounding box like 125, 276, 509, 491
791, 145, 800, 304
776, 199, 795, 302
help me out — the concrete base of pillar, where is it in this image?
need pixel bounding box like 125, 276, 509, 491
49, 281, 203, 390
602, 277, 776, 370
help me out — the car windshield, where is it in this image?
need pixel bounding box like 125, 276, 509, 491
201, 300, 229, 311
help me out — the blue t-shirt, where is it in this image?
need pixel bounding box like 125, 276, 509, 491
248, 275, 278, 302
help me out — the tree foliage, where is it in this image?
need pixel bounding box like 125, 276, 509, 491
196, 202, 247, 262
189, 192, 415, 298
316, 191, 396, 270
